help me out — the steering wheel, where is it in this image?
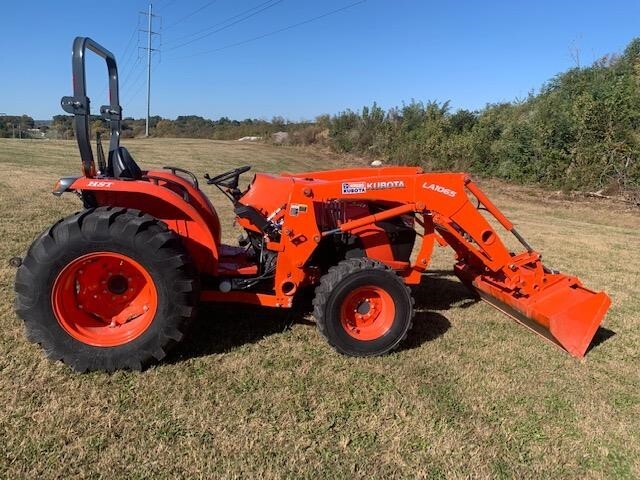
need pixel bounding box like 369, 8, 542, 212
205, 165, 251, 187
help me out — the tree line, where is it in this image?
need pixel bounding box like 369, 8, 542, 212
0, 115, 37, 138
8, 38, 640, 197
46, 114, 302, 141
320, 38, 640, 197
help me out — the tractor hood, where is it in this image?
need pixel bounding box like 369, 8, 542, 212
240, 173, 296, 216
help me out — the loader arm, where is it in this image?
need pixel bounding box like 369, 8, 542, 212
413, 173, 610, 358
419, 175, 611, 358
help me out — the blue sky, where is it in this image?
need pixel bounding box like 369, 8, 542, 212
1, 0, 638, 121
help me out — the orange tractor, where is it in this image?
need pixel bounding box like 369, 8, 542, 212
14, 38, 611, 371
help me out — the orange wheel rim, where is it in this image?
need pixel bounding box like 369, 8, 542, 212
52, 252, 158, 347
340, 286, 395, 340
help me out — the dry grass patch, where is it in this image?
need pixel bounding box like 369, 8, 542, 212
0, 138, 638, 479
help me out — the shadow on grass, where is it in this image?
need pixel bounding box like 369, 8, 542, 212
412, 270, 477, 311
586, 326, 617, 354
168, 271, 476, 363
167, 302, 296, 364
400, 270, 477, 352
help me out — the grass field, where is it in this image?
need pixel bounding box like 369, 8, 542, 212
0, 138, 639, 479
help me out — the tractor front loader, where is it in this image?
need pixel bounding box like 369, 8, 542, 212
13, 37, 611, 371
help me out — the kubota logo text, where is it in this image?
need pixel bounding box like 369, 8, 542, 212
366, 180, 405, 190
342, 180, 406, 194
422, 182, 457, 197
87, 181, 114, 188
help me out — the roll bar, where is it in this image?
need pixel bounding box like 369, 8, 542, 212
61, 37, 122, 178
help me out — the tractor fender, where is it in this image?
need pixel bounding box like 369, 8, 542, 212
67, 177, 219, 274
147, 169, 222, 245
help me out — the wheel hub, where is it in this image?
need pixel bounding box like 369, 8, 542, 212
52, 252, 158, 347
107, 274, 129, 295
340, 286, 395, 340
356, 300, 371, 315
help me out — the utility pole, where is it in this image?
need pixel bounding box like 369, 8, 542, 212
139, 3, 160, 137
145, 3, 152, 137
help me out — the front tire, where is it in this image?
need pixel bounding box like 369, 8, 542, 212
313, 258, 414, 356
14, 207, 198, 372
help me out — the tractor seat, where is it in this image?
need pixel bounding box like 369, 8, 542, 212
109, 146, 142, 180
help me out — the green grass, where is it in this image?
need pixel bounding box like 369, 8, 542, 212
0, 138, 639, 478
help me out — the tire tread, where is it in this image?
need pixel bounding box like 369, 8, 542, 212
15, 207, 198, 372
313, 258, 414, 356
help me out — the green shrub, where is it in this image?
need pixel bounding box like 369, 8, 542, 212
321, 38, 640, 197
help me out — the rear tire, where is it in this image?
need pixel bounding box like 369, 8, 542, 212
14, 207, 198, 372
313, 258, 414, 356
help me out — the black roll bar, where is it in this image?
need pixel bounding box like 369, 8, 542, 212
60, 37, 122, 178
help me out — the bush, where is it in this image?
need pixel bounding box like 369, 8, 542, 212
319, 38, 640, 197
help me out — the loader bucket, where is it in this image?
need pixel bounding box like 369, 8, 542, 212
455, 265, 611, 357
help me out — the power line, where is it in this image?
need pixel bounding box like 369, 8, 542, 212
119, 24, 139, 66
118, 15, 146, 97
164, 0, 283, 52
97, 23, 139, 101
155, 0, 177, 11
165, 0, 279, 45
120, 57, 144, 91
169, 0, 366, 60
118, 36, 142, 88
124, 63, 156, 108
119, 32, 140, 74
122, 63, 147, 103
164, 0, 219, 30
